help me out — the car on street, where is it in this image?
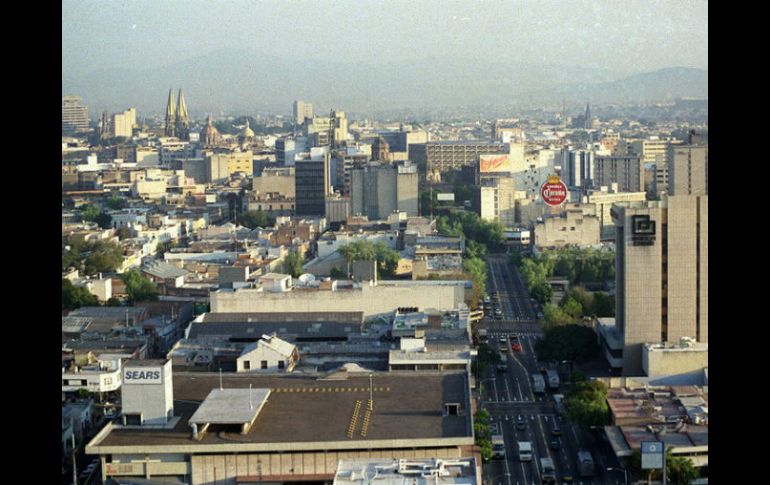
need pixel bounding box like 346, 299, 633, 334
549, 438, 561, 451
509, 335, 522, 352
515, 414, 526, 430
551, 423, 562, 436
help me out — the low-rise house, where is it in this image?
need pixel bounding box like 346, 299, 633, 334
236, 334, 298, 373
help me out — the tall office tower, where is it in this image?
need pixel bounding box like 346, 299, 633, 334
295, 156, 330, 216
293, 100, 314, 126
563, 148, 595, 189
164, 89, 177, 137
584, 103, 592, 129
350, 162, 418, 220
594, 155, 644, 192
611, 195, 708, 375
112, 108, 136, 138
62, 95, 89, 134
175, 89, 190, 140
668, 144, 708, 196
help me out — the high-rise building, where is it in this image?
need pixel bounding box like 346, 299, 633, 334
330, 110, 349, 148
668, 145, 708, 196
62, 95, 89, 134
175, 89, 190, 140
111, 108, 136, 138
474, 175, 516, 228
295, 156, 330, 216
610, 195, 708, 375
594, 155, 644, 192
164, 89, 177, 137
562, 148, 595, 189
584, 103, 592, 130
293, 100, 314, 126
350, 162, 418, 220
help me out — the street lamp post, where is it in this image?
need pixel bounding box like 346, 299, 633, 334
607, 467, 628, 485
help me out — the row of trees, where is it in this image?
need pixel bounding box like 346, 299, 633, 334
473, 409, 493, 462
238, 210, 274, 230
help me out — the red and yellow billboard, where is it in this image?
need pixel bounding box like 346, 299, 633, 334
479, 154, 512, 173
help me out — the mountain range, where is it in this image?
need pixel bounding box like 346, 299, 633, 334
62, 49, 707, 117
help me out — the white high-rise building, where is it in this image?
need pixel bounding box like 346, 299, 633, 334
293, 100, 314, 126
62, 95, 89, 134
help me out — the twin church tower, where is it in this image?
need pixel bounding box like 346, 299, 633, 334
164, 88, 190, 139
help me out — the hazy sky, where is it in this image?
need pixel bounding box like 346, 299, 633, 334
63, 0, 707, 79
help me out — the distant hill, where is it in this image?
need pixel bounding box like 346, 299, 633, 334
62, 50, 706, 116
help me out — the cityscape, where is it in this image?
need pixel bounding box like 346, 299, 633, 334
62, 2, 708, 485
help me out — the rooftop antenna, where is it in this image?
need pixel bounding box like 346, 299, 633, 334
219, 367, 223, 390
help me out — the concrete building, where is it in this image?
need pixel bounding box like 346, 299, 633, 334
668, 145, 708, 196
533, 204, 601, 249
206, 151, 253, 185
112, 108, 137, 138
120, 359, 174, 426
610, 195, 708, 375
252, 167, 295, 198
236, 334, 298, 373
293, 100, 314, 125
351, 162, 419, 219
411, 140, 508, 179
86, 372, 474, 484
326, 195, 352, 223
211, 280, 470, 318
642, 338, 708, 380
62, 95, 90, 134
594, 155, 644, 192
334, 458, 477, 485
562, 148, 595, 189
584, 185, 647, 240
474, 175, 515, 228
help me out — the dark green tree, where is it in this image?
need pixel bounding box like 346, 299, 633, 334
115, 226, 132, 240
283, 251, 305, 278
106, 194, 126, 210
239, 210, 273, 229
561, 296, 583, 319
120, 269, 159, 303
330, 266, 346, 279
592, 291, 615, 317
62, 279, 99, 311
83, 241, 124, 275
564, 379, 610, 428
535, 324, 600, 363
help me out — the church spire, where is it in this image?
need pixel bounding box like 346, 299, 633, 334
584, 102, 592, 130
164, 88, 176, 137
175, 89, 190, 140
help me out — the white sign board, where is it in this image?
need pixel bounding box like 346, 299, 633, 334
437, 193, 455, 202
123, 367, 163, 385
641, 441, 664, 470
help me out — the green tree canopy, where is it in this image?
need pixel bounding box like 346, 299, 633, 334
62, 279, 99, 311
565, 379, 610, 428
106, 194, 126, 211
239, 210, 274, 229
534, 324, 600, 363
81, 240, 124, 275
120, 269, 159, 304
338, 241, 401, 278
283, 251, 305, 278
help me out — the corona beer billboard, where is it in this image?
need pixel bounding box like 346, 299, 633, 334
479, 154, 512, 173
540, 175, 568, 206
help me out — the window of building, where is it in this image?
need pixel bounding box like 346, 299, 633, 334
80, 379, 88, 386
278, 361, 285, 369
444, 403, 461, 416
244, 361, 251, 370
261, 360, 268, 369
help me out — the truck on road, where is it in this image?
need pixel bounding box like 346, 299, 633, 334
545, 369, 560, 390
497, 353, 508, 372
539, 457, 556, 484
491, 434, 506, 459
517, 441, 532, 461
532, 373, 546, 394
577, 450, 595, 478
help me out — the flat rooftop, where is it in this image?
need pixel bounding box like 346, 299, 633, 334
90, 372, 471, 451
